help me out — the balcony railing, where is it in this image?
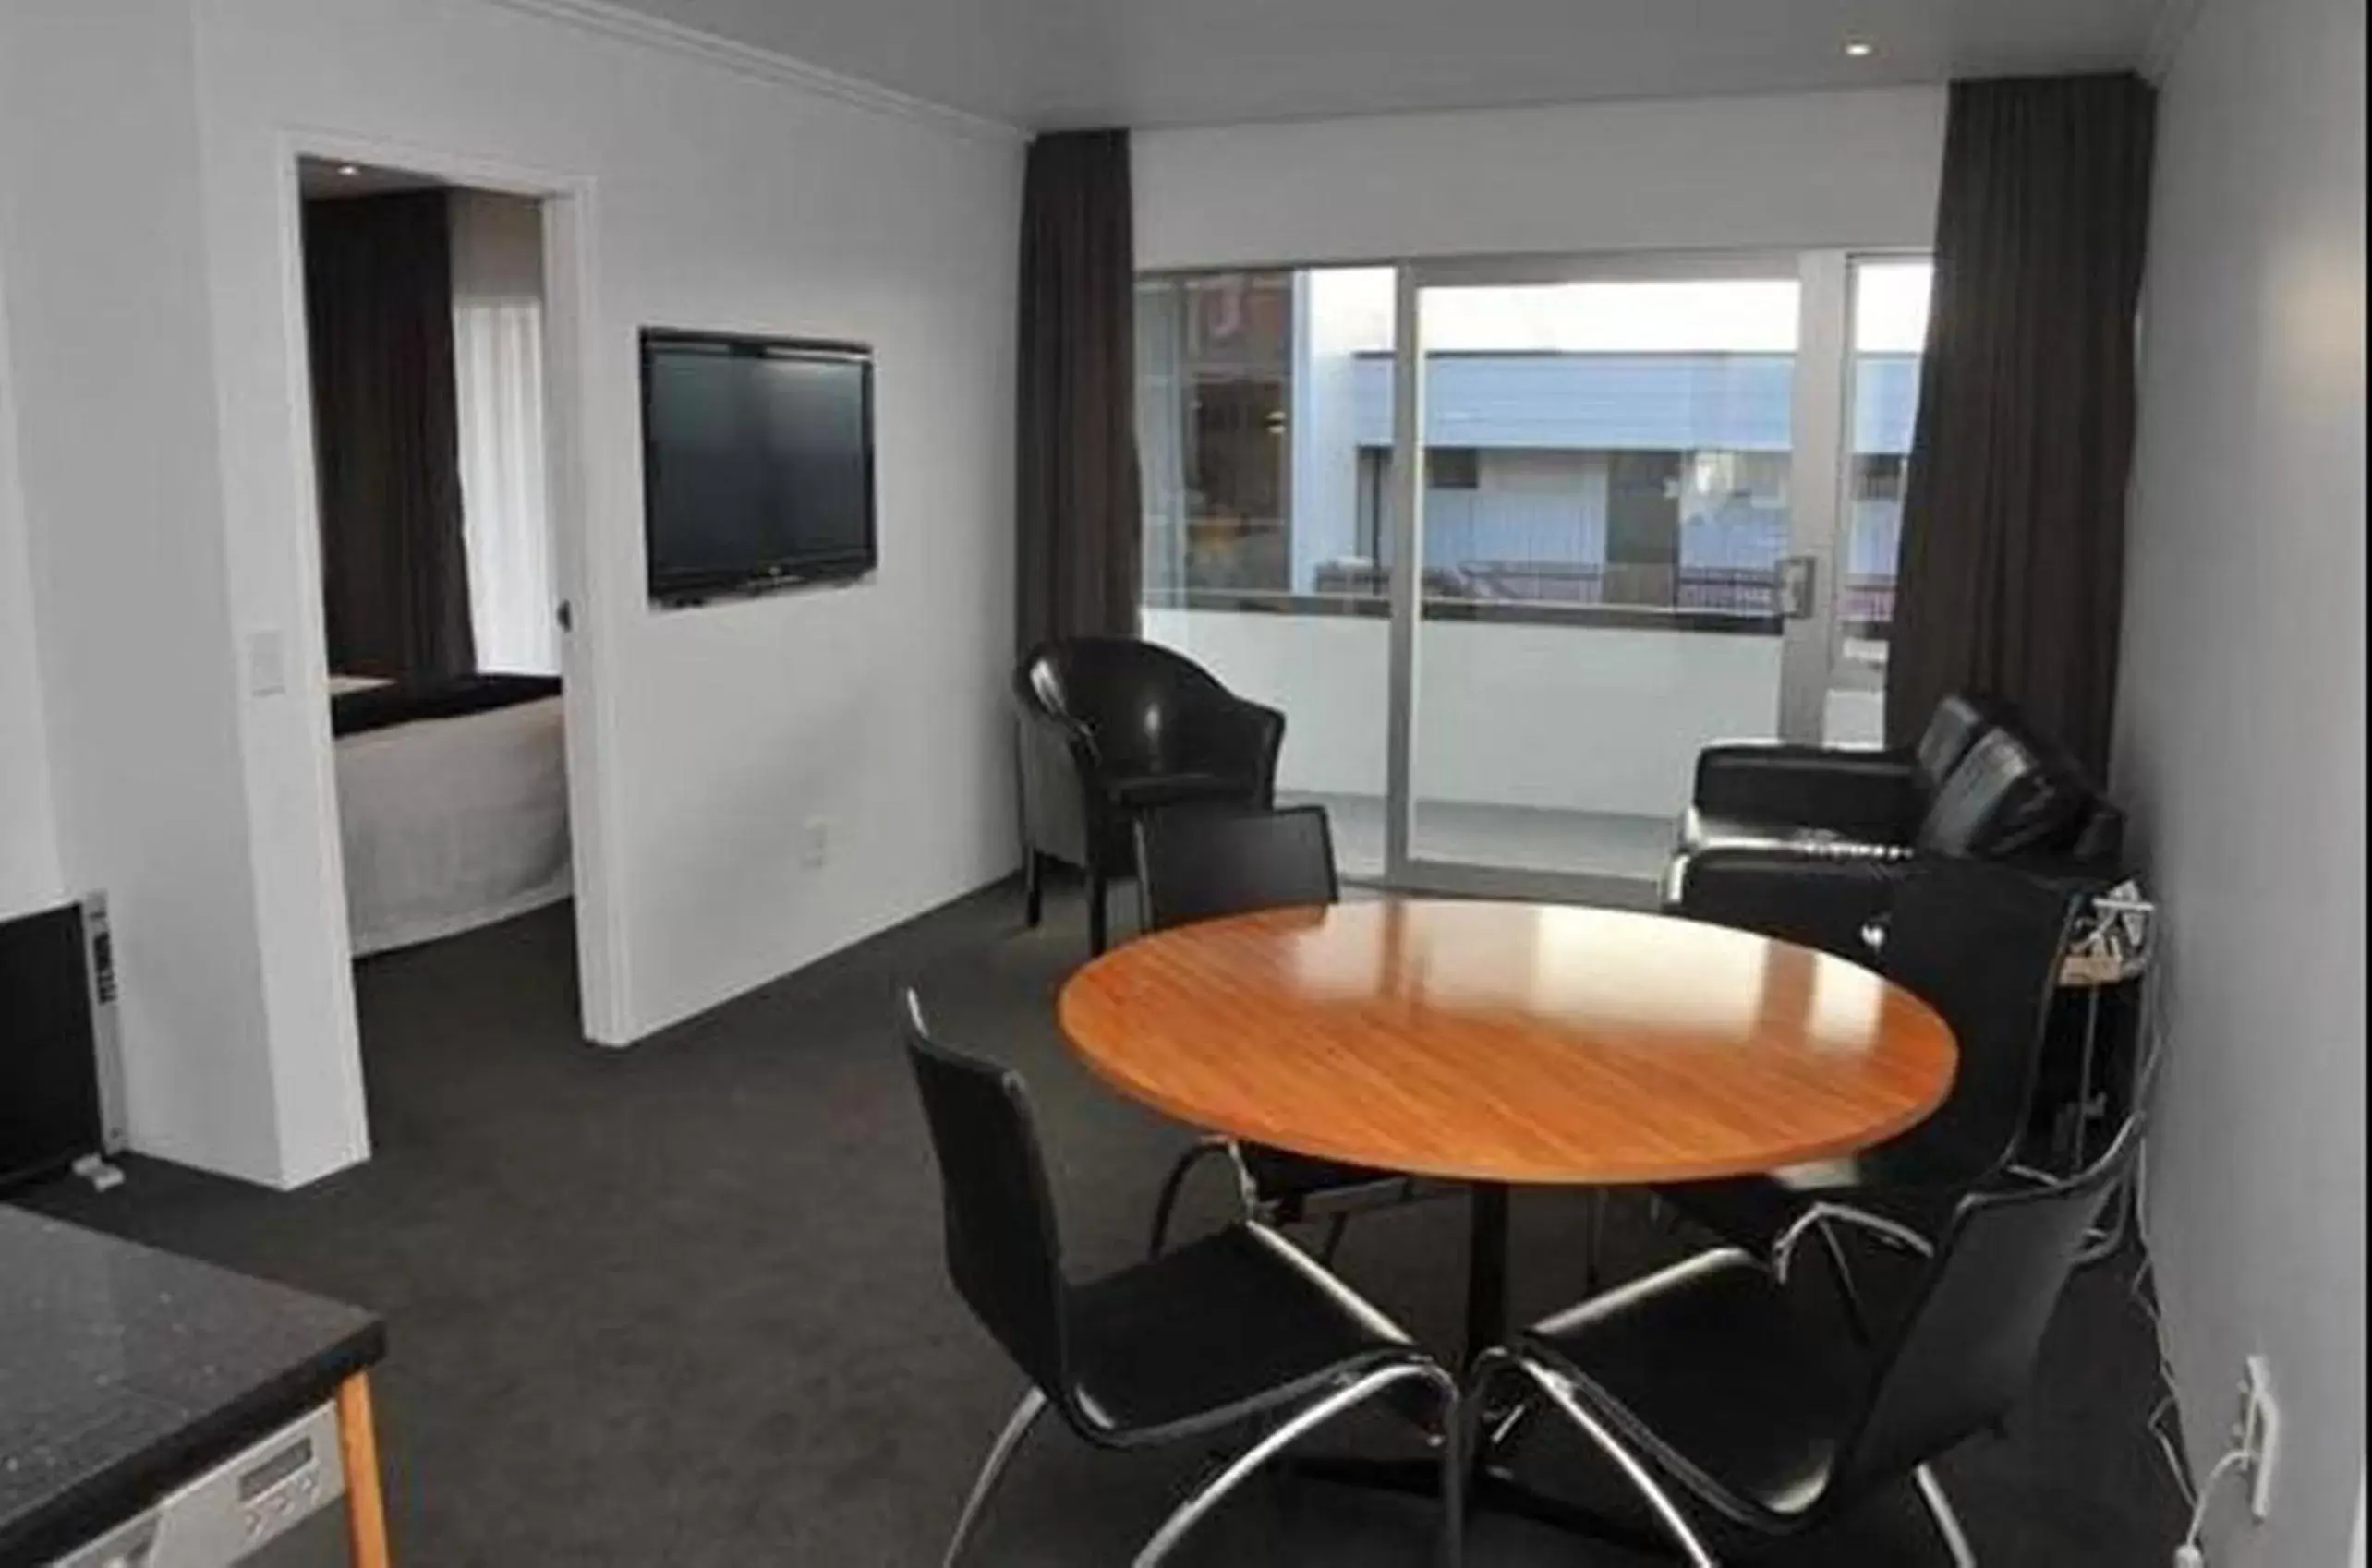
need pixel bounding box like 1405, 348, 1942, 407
1148, 562, 1895, 637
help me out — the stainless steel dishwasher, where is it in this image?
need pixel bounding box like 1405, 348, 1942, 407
47, 1403, 351, 1568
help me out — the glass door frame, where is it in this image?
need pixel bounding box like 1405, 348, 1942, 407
1373, 247, 1875, 904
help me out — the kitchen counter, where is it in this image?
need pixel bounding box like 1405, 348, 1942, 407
0, 1206, 386, 1565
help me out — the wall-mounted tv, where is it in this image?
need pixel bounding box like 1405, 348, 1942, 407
640, 330, 877, 604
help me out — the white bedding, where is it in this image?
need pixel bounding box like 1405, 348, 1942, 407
336, 694, 572, 957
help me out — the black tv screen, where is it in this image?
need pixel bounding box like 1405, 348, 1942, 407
640, 331, 877, 602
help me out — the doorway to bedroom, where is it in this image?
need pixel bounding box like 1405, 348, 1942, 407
296, 159, 575, 987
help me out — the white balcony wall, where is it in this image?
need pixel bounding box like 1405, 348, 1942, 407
1144, 608, 1785, 818
1144, 609, 1392, 798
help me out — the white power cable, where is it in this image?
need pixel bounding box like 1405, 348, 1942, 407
2124, 946, 2206, 1526
2172, 1447, 2251, 1567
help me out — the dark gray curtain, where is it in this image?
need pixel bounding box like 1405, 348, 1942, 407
1885, 74, 2156, 778
1016, 129, 1141, 652
304, 190, 475, 681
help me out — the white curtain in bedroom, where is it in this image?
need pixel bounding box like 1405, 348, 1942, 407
451, 189, 560, 676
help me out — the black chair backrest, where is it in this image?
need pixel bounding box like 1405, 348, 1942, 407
1875, 860, 2084, 1176
1916, 728, 2083, 855
1015, 637, 1234, 778
2004, 712, 2125, 868
1835, 1117, 2140, 1493
1912, 693, 2002, 796
1135, 804, 1339, 934
901, 992, 1072, 1400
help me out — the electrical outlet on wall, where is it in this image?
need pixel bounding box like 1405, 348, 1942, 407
801, 817, 830, 869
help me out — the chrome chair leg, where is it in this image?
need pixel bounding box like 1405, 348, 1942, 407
1814, 1221, 1878, 1345
1147, 1138, 1238, 1257
1463, 1346, 1535, 1457
1434, 1363, 1467, 1568
1511, 1358, 1721, 1568
1772, 1202, 1932, 1345
941, 1386, 1048, 1568
1915, 1464, 1979, 1568
1487, 1400, 1535, 1453
1133, 1362, 1457, 1568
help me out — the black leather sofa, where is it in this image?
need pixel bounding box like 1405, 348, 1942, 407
1012, 637, 1284, 953
1664, 694, 2125, 958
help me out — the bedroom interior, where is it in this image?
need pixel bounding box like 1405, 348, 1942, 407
297, 162, 575, 972
0, 1, 2360, 1566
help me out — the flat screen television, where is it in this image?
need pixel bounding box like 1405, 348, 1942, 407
640, 330, 877, 603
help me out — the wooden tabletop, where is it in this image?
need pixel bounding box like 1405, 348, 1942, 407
1059, 899, 1957, 1187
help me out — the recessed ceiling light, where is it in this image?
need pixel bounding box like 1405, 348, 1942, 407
1844, 40, 1876, 58
336, 163, 361, 176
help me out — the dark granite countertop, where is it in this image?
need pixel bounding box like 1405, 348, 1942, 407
0, 1206, 384, 1565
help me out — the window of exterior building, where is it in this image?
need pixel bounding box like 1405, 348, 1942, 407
1136, 267, 1390, 603
1428, 447, 1480, 489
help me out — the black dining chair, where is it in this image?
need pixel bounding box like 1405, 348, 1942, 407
901, 990, 1463, 1568
1135, 803, 1453, 1261
1465, 1116, 2142, 1567
1659, 857, 2085, 1332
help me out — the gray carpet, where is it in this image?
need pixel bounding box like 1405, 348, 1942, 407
17, 884, 2186, 1565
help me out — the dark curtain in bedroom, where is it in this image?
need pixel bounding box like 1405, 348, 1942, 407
304, 189, 476, 682
1884, 73, 2156, 778
1016, 128, 1142, 651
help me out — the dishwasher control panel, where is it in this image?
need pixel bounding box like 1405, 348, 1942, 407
50, 1401, 348, 1567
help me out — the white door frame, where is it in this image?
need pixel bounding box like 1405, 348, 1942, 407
272, 132, 631, 1098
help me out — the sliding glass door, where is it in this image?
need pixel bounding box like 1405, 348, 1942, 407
1394, 259, 1809, 891
1133, 249, 1926, 899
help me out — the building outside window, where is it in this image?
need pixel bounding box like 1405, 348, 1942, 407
1139, 268, 1919, 623
1136, 271, 1302, 599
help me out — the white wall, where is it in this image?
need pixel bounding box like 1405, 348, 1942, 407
0, 0, 1021, 1186
2116, 0, 2368, 1558
208, 0, 1021, 1169
1134, 87, 1945, 270
0, 1, 287, 1181
0, 244, 63, 920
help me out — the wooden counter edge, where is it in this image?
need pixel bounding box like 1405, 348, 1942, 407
336, 1372, 392, 1568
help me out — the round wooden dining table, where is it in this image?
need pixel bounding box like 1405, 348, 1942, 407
1059, 897, 1957, 1362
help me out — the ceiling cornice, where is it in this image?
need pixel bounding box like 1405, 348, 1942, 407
2140, 0, 2209, 82
479, 0, 1027, 144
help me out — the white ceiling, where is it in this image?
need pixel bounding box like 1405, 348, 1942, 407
596, 0, 2170, 129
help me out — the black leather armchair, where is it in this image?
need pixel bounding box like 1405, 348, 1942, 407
1012, 638, 1284, 952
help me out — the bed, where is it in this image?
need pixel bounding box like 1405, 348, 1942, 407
332, 673, 571, 957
